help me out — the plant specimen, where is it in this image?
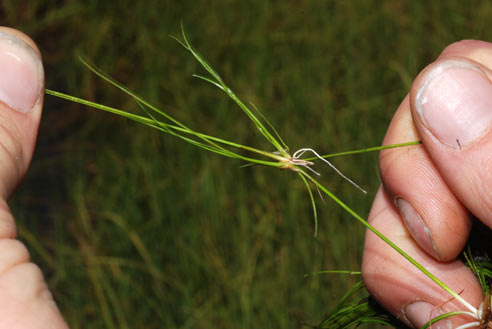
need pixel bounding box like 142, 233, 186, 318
44, 25, 490, 328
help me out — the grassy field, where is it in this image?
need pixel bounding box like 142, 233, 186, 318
2, 1, 492, 328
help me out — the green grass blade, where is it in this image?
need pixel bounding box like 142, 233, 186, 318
317, 280, 398, 328
192, 74, 224, 90
173, 24, 287, 155
463, 247, 487, 294
77, 58, 291, 164
304, 141, 422, 162
133, 100, 234, 157
298, 172, 318, 237
249, 101, 289, 151
298, 169, 477, 314
79, 57, 189, 131
419, 311, 478, 329
177, 22, 225, 85
304, 270, 361, 277
330, 280, 365, 314
45, 89, 284, 167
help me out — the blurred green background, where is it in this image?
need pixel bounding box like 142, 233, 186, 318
2, 1, 492, 328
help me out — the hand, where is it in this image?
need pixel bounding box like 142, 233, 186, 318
361, 40, 492, 328
0, 27, 67, 328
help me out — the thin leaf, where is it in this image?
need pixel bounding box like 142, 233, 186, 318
298, 172, 318, 237
192, 74, 224, 90
249, 101, 289, 151
298, 168, 477, 314
304, 270, 361, 277
304, 141, 422, 162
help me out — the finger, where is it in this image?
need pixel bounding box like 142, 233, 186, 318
0, 28, 68, 329
0, 27, 44, 201
362, 187, 483, 329
409, 41, 492, 229
379, 40, 492, 261
379, 94, 470, 261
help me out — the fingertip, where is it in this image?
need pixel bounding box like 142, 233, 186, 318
0, 27, 42, 57
363, 187, 483, 328
379, 97, 471, 261
0, 27, 44, 114
438, 40, 492, 68
0, 28, 44, 198
409, 55, 492, 229
411, 58, 492, 149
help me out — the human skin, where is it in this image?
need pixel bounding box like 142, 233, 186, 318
0, 27, 68, 328
362, 40, 492, 329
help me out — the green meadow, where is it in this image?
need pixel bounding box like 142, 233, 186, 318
3, 1, 492, 328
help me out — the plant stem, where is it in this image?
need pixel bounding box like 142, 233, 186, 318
300, 169, 478, 314
45, 89, 284, 167
303, 141, 422, 162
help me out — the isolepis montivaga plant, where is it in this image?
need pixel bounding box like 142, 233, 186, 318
44, 23, 490, 328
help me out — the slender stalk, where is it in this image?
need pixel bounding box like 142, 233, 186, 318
171, 22, 288, 157
420, 312, 478, 329
298, 168, 478, 314
45, 89, 284, 167
298, 172, 318, 237
305, 141, 422, 162
304, 270, 361, 277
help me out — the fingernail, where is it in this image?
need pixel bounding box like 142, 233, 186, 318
415, 59, 492, 148
405, 301, 451, 329
395, 198, 439, 259
0, 31, 44, 113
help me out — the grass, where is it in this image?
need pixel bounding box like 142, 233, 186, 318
3, 1, 492, 328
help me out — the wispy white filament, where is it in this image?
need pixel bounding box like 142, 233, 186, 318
292, 148, 367, 194
455, 322, 480, 329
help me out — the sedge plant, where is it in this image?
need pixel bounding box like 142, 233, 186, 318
44, 25, 489, 328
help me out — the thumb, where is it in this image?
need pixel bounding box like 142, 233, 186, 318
0, 27, 43, 199
0, 28, 68, 329
410, 47, 492, 228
